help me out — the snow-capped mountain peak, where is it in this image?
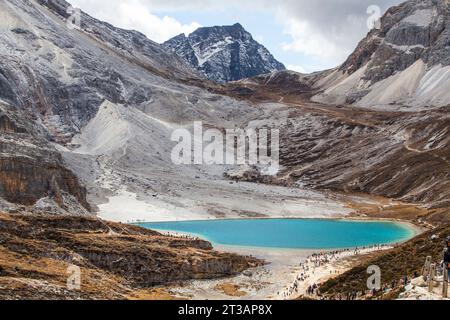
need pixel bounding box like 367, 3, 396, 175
164, 23, 285, 83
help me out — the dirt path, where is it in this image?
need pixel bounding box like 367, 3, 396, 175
279, 246, 393, 300
403, 133, 450, 168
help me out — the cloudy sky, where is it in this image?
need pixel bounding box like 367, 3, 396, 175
69, 0, 403, 73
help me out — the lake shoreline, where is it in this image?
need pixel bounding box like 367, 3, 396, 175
137, 217, 426, 300
136, 217, 421, 251
162, 243, 399, 300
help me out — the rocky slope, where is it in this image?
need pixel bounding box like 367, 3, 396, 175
0, 0, 201, 143
276, 105, 450, 210
219, 72, 450, 213
1, 0, 350, 222
0, 0, 448, 219
0, 101, 90, 215
0, 0, 448, 301
313, 0, 450, 110
0, 212, 261, 299
164, 23, 285, 83
318, 224, 450, 300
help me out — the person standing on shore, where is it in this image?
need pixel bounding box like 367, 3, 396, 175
444, 236, 450, 282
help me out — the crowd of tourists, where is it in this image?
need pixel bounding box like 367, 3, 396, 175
277, 244, 389, 299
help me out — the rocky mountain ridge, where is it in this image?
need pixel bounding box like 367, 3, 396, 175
313, 0, 450, 110
0, 101, 90, 215
0, 0, 449, 301
0, 0, 448, 218
164, 23, 285, 83
0, 0, 201, 143
0, 213, 261, 299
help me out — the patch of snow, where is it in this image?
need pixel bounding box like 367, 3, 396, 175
192, 37, 235, 67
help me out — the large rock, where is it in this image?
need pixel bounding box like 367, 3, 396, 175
0, 213, 262, 299
0, 102, 90, 212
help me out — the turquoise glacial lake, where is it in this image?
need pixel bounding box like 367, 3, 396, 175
137, 219, 415, 250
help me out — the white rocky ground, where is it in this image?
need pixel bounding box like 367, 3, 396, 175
313, 0, 450, 111
60, 100, 350, 223
168, 247, 314, 300
164, 245, 395, 300
313, 60, 450, 111
399, 276, 449, 300
0, 0, 352, 222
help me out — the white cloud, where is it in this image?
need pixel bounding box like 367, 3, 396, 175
287, 65, 306, 74
70, 0, 201, 43
69, 0, 403, 67
281, 18, 349, 66
276, 0, 401, 68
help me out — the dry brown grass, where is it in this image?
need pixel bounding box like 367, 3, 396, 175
342, 193, 430, 221
214, 283, 248, 297
0, 213, 261, 300
318, 224, 450, 300
127, 287, 186, 300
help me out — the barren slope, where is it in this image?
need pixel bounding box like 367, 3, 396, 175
0, 212, 261, 300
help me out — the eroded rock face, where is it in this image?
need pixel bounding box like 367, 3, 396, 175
226, 95, 450, 210
164, 23, 286, 83
0, 0, 200, 143
0, 103, 90, 212
0, 0, 267, 217
341, 0, 449, 83
286, 108, 450, 208
313, 0, 450, 109
0, 213, 262, 299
